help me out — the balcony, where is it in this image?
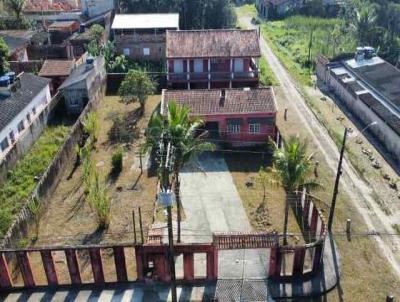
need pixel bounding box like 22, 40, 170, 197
168, 69, 259, 83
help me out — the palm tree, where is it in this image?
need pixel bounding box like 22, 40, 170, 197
144, 102, 214, 242
270, 136, 318, 245
351, 5, 378, 46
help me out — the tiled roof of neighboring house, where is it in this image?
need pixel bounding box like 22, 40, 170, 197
162, 88, 276, 116
0, 73, 50, 132
48, 21, 80, 32
39, 60, 75, 77
59, 55, 104, 90
24, 0, 79, 12
0, 30, 35, 54
166, 29, 261, 59
112, 14, 180, 30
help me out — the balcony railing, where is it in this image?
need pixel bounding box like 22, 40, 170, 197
168, 70, 259, 82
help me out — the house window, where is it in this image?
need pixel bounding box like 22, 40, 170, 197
26, 113, 31, 124
17, 121, 25, 133
9, 131, 15, 144
249, 123, 261, 133
174, 60, 183, 73
32, 107, 36, 115
123, 48, 130, 56
227, 124, 240, 134
143, 48, 150, 56
0, 138, 9, 152
194, 59, 203, 73
234, 58, 244, 72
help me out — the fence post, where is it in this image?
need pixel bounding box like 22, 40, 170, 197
0, 253, 12, 288
40, 250, 58, 286
139, 207, 144, 244
65, 249, 82, 285
113, 246, 128, 282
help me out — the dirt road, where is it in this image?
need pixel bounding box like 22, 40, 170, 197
240, 16, 400, 279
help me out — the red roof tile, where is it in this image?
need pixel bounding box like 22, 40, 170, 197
162, 88, 276, 116
166, 29, 261, 59
38, 60, 75, 77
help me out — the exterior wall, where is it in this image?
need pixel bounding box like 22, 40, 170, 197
9, 48, 29, 62
0, 90, 60, 184
319, 67, 400, 165
0, 85, 51, 160
115, 34, 166, 61
202, 112, 277, 145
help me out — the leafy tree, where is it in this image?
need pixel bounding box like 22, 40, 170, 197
6, 0, 25, 21
118, 69, 156, 115
270, 136, 318, 245
89, 24, 105, 47
0, 37, 10, 75
257, 167, 269, 203
350, 4, 378, 46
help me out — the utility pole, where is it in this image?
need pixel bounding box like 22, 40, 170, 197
328, 127, 348, 232
160, 134, 177, 302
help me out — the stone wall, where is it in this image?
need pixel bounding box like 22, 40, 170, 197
0, 82, 106, 248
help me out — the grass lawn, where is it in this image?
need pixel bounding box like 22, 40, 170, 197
261, 16, 355, 86
225, 151, 305, 245
259, 57, 279, 87
0, 124, 70, 238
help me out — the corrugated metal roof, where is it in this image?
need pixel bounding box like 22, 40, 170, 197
111, 14, 179, 30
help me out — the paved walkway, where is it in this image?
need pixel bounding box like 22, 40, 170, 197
167, 153, 271, 280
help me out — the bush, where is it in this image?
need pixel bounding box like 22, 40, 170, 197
83, 112, 99, 147
88, 173, 111, 229
111, 148, 123, 174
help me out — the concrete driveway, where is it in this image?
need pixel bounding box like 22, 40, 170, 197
178, 153, 270, 279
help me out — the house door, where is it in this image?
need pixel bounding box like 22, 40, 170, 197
174, 60, 184, 73
234, 58, 244, 72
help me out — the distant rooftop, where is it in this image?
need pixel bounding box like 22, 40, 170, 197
0, 73, 50, 132
162, 88, 276, 116
166, 29, 261, 59
0, 30, 35, 54
112, 14, 180, 30
39, 60, 75, 77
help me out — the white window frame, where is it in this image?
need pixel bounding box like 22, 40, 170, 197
227, 124, 240, 134
249, 123, 261, 134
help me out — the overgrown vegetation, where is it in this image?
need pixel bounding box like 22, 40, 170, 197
0, 125, 69, 238
259, 57, 279, 86
262, 16, 355, 85
0, 37, 10, 75
87, 173, 111, 229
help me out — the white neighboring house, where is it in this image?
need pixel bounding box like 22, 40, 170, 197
0, 73, 51, 160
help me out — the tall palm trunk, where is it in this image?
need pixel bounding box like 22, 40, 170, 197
173, 161, 181, 243
283, 192, 293, 245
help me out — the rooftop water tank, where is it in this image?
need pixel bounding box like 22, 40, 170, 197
5, 72, 16, 83
0, 75, 11, 98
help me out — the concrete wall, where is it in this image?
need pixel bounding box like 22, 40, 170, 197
0, 83, 106, 248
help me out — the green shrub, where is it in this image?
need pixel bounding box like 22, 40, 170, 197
83, 112, 99, 146
111, 148, 123, 174
88, 173, 111, 229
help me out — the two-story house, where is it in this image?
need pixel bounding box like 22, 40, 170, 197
166, 29, 261, 90
112, 14, 179, 62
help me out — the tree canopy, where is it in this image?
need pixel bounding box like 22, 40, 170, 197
117, 0, 237, 29
0, 37, 10, 75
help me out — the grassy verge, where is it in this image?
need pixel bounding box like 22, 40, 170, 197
261, 16, 355, 86
259, 57, 279, 86
0, 125, 70, 237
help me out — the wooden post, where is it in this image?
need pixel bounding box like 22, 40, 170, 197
65, 249, 82, 285
16, 251, 35, 288
139, 207, 144, 244
135, 246, 144, 281
113, 246, 128, 282
183, 253, 194, 281
268, 247, 280, 278
139, 152, 143, 174
132, 209, 137, 244
0, 253, 12, 288
346, 219, 351, 241
40, 250, 58, 286
293, 248, 306, 276
89, 248, 105, 285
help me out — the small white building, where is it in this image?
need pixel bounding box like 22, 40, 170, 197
112, 13, 179, 61
316, 48, 400, 169
0, 73, 51, 159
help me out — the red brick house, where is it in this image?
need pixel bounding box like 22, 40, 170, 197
166, 29, 261, 90
161, 88, 277, 146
